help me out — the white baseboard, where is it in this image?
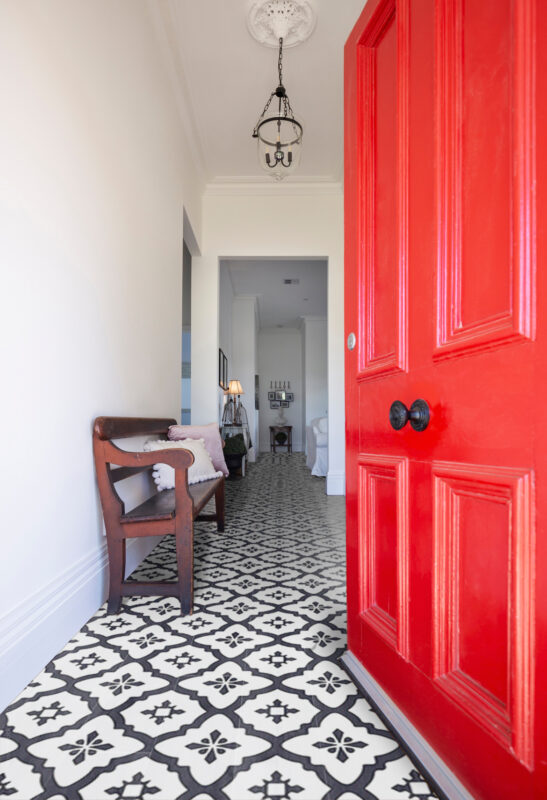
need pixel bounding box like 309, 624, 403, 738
341, 652, 475, 800
326, 469, 346, 495
259, 444, 304, 454
0, 537, 155, 713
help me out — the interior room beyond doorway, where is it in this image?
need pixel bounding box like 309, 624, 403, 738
218, 258, 328, 476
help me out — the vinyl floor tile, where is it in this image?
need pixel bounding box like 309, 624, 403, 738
0, 453, 441, 800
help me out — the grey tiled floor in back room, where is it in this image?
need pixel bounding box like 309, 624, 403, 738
0, 453, 441, 800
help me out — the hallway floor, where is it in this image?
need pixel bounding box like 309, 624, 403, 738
0, 454, 440, 800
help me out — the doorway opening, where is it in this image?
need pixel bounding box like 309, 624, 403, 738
181, 209, 200, 425
181, 241, 192, 424
218, 257, 328, 477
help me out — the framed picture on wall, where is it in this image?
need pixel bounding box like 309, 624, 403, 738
275, 391, 286, 401
285, 392, 294, 401
218, 349, 224, 389
280, 400, 289, 408
219, 349, 228, 390
270, 401, 280, 409
268, 391, 276, 401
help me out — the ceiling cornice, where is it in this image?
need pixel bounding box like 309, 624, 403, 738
261, 325, 303, 333
233, 293, 261, 303
205, 178, 343, 197
146, 0, 209, 182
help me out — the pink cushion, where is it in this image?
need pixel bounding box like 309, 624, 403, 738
168, 423, 229, 477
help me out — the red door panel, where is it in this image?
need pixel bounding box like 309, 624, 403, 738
435, 0, 535, 358
357, 0, 408, 379
432, 462, 534, 766
358, 454, 409, 658
345, 0, 545, 797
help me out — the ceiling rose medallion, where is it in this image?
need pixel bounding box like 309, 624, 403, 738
247, 0, 316, 48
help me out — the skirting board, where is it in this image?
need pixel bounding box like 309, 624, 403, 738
326, 470, 345, 495
341, 651, 475, 800
0, 537, 154, 713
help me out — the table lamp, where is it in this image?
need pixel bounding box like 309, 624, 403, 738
223, 380, 245, 425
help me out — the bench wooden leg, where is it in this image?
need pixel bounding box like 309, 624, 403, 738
215, 479, 225, 532
175, 519, 193, 615
106, 537, 125, 614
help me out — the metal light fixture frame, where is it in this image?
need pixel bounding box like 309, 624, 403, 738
252, 36, 303, 177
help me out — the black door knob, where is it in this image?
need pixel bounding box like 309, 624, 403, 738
389, 399, 430, 432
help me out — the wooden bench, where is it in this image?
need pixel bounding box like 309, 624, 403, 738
93, 416, 225, 615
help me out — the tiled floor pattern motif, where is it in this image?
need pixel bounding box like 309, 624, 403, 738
0, 453, 440, 800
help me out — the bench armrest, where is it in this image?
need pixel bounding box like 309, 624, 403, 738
94, 439, 196, 520
103, 441, 195, 470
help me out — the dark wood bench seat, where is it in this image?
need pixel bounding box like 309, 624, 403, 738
121, 482, 220, 524
93, 416, 225, 615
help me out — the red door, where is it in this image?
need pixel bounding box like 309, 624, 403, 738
344, 1, 547, 798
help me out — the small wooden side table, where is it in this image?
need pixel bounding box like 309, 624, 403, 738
270, 425, 293, 454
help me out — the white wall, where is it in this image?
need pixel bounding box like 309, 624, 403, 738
302, 319, 307, 448
302, 316, 328, 424
192, 189, 345, 494
218, 262, 234, 422
219, 264, 234, 369
254, 302, 260, 454
0, 0, 204, 710
259, 329, 304, 452
231, 296, 259, 461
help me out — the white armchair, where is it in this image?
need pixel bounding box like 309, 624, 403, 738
305, 416, 328, 477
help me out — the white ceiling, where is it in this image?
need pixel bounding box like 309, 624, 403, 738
222, 258, 327, 328
164, 0, 366, 183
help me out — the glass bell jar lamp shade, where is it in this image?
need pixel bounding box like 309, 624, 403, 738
255, 110, 303, 180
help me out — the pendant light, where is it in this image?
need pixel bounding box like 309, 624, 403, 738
252, 36, 303, 180
248, 0, 316, 181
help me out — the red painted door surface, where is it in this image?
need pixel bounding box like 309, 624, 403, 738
344, 1, 547, 798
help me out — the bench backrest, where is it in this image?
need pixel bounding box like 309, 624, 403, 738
94, 416, 177, 441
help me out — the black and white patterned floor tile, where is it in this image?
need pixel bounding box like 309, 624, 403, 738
0, 454, 441, 800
